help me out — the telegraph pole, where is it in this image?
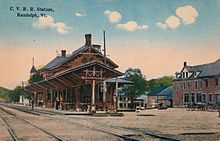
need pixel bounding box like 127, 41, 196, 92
103, 30, 106, 65
116, 77, 118, 113
103, 30, 107, 111
21, 81, 25, 104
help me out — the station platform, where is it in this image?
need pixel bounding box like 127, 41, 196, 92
8, 103, 124, 117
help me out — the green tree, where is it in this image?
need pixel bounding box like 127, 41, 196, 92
123, 68, 147, 98
8, 86, 22, 102
8, 86, 30, 102
147, 76, 173, 91
28, 71, 43, 84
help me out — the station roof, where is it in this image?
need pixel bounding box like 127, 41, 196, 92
41, 45, 118, 71
25, 61, 123, 93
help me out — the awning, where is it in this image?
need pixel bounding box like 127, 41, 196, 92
25, 61, 124, 93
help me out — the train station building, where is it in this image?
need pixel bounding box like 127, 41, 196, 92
25, 34, 132, 112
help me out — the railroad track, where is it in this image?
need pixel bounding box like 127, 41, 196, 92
0, 103, 184, 141
0, 104, 141, 141
0, 107, 66, 141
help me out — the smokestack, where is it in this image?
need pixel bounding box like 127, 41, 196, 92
61, 50, 66, 57
85, 34, 92, 46
184, 62, 187, 67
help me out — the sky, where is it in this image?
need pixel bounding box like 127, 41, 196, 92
0, 0, 220, 89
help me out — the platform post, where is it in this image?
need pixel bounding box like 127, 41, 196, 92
91, 80, 96, 113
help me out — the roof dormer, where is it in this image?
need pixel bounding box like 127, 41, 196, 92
194, 70, 198, 78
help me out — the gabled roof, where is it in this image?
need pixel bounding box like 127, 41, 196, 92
41, 45, 118, 71
176, 58, 220, 80
41, 56, 68, 71
39, 61, 123, 83
30, 65, 37, 73
26, 61, 124, 92
158, 86, 173, 96
147, 86, 167, 96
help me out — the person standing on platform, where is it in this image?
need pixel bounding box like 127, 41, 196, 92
56, 97, 60, 110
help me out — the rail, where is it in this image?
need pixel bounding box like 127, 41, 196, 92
0, 114, 19, 141
0, 106, 66, 141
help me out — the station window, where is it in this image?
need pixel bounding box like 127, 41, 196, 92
209, 94, 212, 103
196, 93, 202, 103
183, 82, 186, 90
194, 70, 197, 77
187, 81, 191, 90
202, 94, 206, 103
191, 93, 195, 103
215, 78, 219, 86
176, 82, 179, 91
194, 80, 198, 90
182, 72, 185, 78
184, 93, 189, 105
199, 80, 202, 90
205, 79, 209, 88
186, 72, 188, 78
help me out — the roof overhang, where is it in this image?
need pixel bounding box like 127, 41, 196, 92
25, 61, 123, 93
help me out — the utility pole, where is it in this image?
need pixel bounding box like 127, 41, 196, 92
103, 30, 106, 65
115, 77, 118, 113
103, 30, 107, 112
21, 81, 25, 104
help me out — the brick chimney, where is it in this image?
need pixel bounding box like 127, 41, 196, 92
85, 34, 92, 46
61, 50, 66, 57
184, 62, 187, 67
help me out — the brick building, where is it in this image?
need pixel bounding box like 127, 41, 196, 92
25, 34, 127, 112
173, 59, 220, 107
147, 86, 173, 108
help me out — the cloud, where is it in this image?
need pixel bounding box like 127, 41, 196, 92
165, 16, 180, 29
117, 21, 148, 31
176, 5, 198, 24
156, 22, 167, 30
75, 13, 86, 17
32, 16, 72, 34
104, 10, 148, 31
104, 10, 122, 23
157, 5, 198, 30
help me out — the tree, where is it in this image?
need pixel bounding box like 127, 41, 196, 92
8, 86, 22, 102
147, 76, 173, 91
123, 68, 147, 98
8, 86, 30, 102
28, 71, 43, 84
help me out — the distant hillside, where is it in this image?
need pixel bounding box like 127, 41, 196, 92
0, 87, 11, 98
